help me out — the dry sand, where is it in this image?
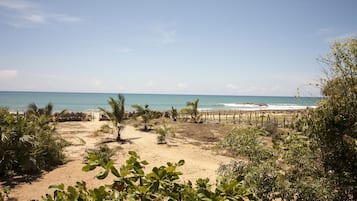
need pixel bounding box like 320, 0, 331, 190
4, 120, 234, 200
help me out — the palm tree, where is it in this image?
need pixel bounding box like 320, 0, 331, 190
132, 104, 152, 131
27, 102, 53, 117
171, 106, 178, 121
182, 99, 200, 123
99, 94, 125, 142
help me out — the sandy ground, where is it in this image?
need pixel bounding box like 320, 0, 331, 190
4, 120, 234, 200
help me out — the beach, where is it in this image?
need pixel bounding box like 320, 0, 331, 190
0, 104, 310, 200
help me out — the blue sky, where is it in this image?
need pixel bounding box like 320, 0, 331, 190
0, 0, 356, 96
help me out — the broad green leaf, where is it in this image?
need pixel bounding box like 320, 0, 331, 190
82, 164, 96, 172
111, 166, 120, 177
96, 170, 109, 180
49, 183, 64, 190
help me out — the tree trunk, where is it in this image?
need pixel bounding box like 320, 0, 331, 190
116, 126, 121, 142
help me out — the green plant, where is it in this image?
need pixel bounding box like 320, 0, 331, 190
99, 94, 125, 142
171, 106, 178, 121
181, 99, 201, 123
307, 38, 357, 199
216, 127, 272, 162
0, 107, 65, 177
0, 186, 10, 201
155, 125, 175, 144
131, 104, 162, 131
39, 151, 256, 201
84, 145, 115, 164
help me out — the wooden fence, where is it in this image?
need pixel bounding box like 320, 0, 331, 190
178, 110, 307, 128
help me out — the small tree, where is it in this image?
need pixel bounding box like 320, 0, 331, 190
171, 106, 178, 121
26, 102, 54, 117
99, 94, 125, 142
132, 104, 159, 131
181, 99, 201, 123
308, 38, 357, 199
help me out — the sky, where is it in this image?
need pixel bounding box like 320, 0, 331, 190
0, 0, 356, 97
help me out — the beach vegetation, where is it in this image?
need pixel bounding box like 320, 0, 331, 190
84, 145, 115, 164
131, 104, 162, 131
181, 98, 201, 123
38, 151, 256, 200
215, 38, 357, 200
26, 102, 54, 117
216, 127, 273, 162
99, 94, 126, 142
217, 128, 333, 200
306, 37, 357, 199
0, 107, 66, 177
155, 125, 175, 144
0, 186, 10, 201
171, 106, 178, 121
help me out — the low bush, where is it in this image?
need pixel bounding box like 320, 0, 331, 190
39, 151, 257, 200
217, 129, 335, 201
216, 127, 273, 162
0, 107, 66, 177
84, 145, 115, 164
155, 125, 175, 144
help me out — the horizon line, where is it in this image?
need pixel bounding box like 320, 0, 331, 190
0, 90, 322, 98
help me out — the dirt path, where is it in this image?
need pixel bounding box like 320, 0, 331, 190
5, 121, 234, 200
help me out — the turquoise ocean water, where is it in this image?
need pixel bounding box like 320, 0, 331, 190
0, 91, 320, 112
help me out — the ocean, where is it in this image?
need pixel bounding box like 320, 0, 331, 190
0, 91, 320, 112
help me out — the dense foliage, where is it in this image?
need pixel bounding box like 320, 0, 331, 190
216, 127, 272, 162
216, 38, 357, 200
0, 107, 66, 177
217, 127, 334, 200
307, 38, 357, 199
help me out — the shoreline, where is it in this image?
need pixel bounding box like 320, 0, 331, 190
7, 106, 316, 114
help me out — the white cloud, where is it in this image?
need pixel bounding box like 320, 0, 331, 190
0, 0, 82, 27
52, 14, 82, 23
177, 82, 187, 89
0, 70, 17, 79
146, 80, 155, 87
114, 48, 134, 53
23, 14, 46, 23
160, 29, 176, 44
225, 83, 238, 90
0, 0, 32, 10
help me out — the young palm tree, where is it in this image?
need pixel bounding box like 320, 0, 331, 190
26, 102, 53, 117
99, 94, 125, 142
132, 104, 152, 131
182, 99, 200, 123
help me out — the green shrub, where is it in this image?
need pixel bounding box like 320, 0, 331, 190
0, 107, 65, 176
216, 127, 272, 162
218, 130, 335, 201
155, 125, 175, 144
39, 151, 257, 201
84, 145, 115, 164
